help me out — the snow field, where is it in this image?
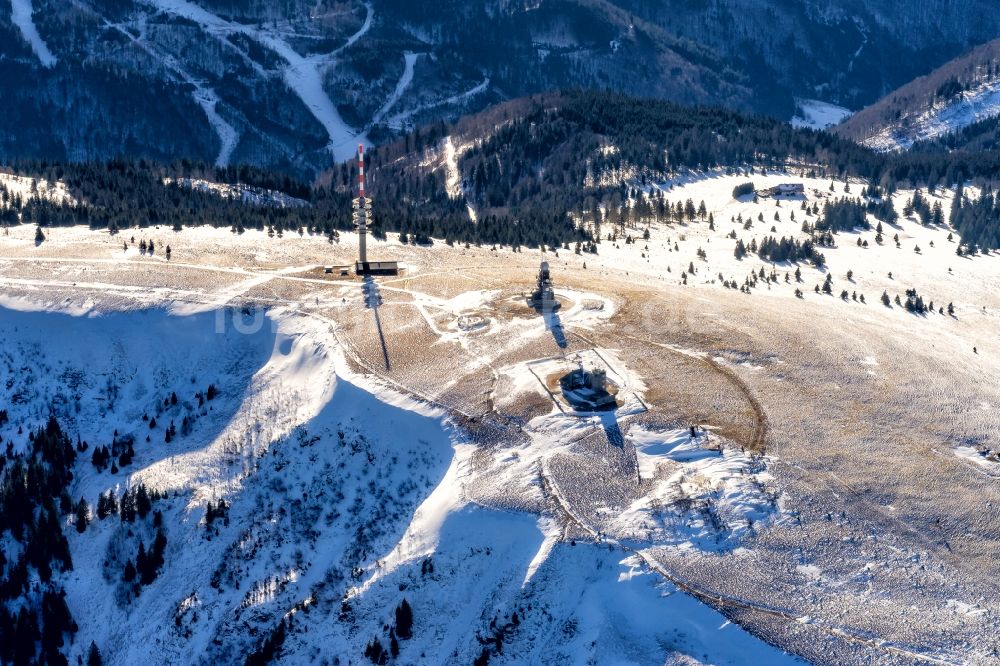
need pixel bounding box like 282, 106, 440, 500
0, 293, 801, 664
2, 167, 1000, 662
0, 171, 77, 207
10, 0, 57, 67
791, 99, 852, 130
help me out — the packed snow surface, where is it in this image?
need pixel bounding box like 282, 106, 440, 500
10, 0, 57, 67
791, 99, 852, 130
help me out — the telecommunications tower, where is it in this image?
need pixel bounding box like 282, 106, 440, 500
353, 143, 371, 267
351, 144, 400, 275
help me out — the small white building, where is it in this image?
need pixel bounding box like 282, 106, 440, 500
756, 183, 805, 197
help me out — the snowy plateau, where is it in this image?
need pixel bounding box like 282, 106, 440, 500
2, 169, 1000, 665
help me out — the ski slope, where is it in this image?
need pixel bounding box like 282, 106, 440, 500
142, 0, 365, 161
10, 0, 56, 67
791, 99, 852, 130
386, 77, 490, 131
189, 86, 239, 167
102, 24, 240, 167
370, 52, 419, 128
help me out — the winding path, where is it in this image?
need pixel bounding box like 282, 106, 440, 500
141, 0, 369, 160
386, 78, 490, 131
370, 52, 419, 128
108, 22, 239, 166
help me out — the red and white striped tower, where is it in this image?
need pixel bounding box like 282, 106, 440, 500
352, 143, 371, 267
358, 143, 366, 198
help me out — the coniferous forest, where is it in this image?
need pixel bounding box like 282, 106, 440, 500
0, 410, 168, 665
0, 417, 78, 665
3, 91, 1000, 251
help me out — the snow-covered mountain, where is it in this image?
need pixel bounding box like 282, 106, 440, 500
3, 0, 1000, 175
0, 270, 801, 666
4, 157, 1000, 663
3, 90, 1000, 664
835, 38, 1000, 151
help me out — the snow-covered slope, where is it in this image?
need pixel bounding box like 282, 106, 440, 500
139, 0, 367, 161
9, 0, 56, 67
835, 38, 1000, 151
3, 159, 1000, 663
790, 99, 852, 131
164, 178, 309, 208
0, 301, 802, 665
9, 0, 1000, 172
0, 170, 76, 207
861, 79, 1000, 151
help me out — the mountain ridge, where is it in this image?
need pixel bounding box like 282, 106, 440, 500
835, 38, 1000, 151
5, 0, 1000, 176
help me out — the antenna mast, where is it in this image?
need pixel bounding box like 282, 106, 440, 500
352, 143, 372, 266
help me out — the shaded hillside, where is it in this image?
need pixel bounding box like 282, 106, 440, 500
354, 91, 1000, 234
911, 114, 1000, 153
8, 91, 1000, 251
4, 0, 1000, 175
611, 0, 1000, 113
835, 39, 1000, 150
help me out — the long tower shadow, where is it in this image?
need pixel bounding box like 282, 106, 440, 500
540, 304, 568, 349
362, 275, 391, 371
599, 411, 624, 448
530, 262, 567, 349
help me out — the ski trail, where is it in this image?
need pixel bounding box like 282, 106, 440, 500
190, 86, 239, 167
158, 54, 239, 166
107, 23, 239, 167
443, 136, 461, 198
142, 0, 365, 161
387, 77, 489, 130
371, 52, 419, 127
443, 136, 478, 222
10, 0, 57, 67
309, 1, 373, 71
337, 1, 373, 54
249, 29, 364, 159
846, 18, 868, 73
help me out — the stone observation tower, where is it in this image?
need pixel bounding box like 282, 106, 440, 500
527, 260, 560, 311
